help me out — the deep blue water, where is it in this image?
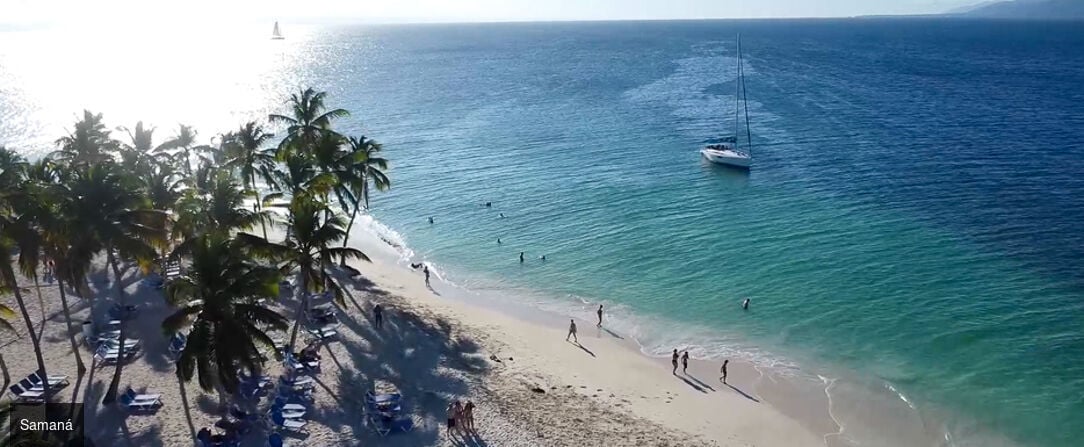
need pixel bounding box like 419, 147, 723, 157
3, 18, 1083, 447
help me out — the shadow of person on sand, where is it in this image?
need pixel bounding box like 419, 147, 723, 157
599, 327, 624, 339
726, 383, 760, 402
684, 373, 716, 392
676, 374, 708, 393
567, 340, 596, 357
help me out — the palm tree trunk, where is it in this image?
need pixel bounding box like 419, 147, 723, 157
33, 275, 45, 327
252, 173, 269, 240
340, 189, 362, 265
177, 373, 197, 439
2, 267, 51, 401
0, 352, 11, 396
101, 248, 128, 404
56, 276, 86, 375
285, 274, 309, 355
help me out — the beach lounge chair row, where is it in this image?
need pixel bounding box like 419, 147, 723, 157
8, 370, 72, 402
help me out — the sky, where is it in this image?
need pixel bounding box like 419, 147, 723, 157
1, 0, 987, 28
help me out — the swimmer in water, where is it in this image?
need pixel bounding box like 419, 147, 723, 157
499, 213, 505, 218
742, 298, 750, 310
540, 255, 546, 261
519, 252, 525, 263
485, 202, 491, 208
497, 238, 502, 245
428, 217, 434, 224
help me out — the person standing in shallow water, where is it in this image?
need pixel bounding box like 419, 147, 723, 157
742, 298, 750, 310
596, 305, 604, 327
720, 359, 729, 384
519, 252, 525, 263
566, 319, 578, 342
671, 349, 679, 374
681, 351, 690, 374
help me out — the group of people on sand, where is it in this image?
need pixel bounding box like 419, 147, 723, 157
672, 349, 730, 383
446, 399, 476, 437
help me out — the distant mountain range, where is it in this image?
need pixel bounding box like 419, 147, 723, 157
951, 0, 1084, 19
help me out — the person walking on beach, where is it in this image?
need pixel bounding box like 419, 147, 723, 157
682, 351, 690, 374
464, 400, 476, 431
671, 349, 679, 374
519, 252, 525, 263
720, 359, 729, 384
424, 265, 431, 287
566, 319, 578, 342
596, 305, 604, 327
373, 304, 383, 329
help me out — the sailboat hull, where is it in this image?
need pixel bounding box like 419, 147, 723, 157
701, 148, 751, 168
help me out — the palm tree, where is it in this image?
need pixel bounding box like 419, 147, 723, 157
67, 164, 166, 403
52, 110, 118, 168
172, 171, 270, 249
0, 147, 52, 401
163, 232, 288, 413
268, 88, 349, 157
160, 124, 199, 177
241, 195, 367, 354
32, 167, 99, 376
117, 121, 169, 174
340, 136, 390, 256
223, 122, 278, 239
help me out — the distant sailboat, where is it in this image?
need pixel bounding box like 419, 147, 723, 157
271, 21, 285, 40
701, 35, 752, 169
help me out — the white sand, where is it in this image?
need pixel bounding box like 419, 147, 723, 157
2, 244, 826, 446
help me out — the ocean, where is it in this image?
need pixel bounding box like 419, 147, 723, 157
2, 18, 1083, 447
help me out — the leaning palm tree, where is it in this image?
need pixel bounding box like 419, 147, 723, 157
68, 164, 166, 403
241, 195, 367, 354
163, 232, 288, 414
223, 122, 278, 239
0, 147, 53, 401
268, 88, 348, 157
340, 135, 390, 256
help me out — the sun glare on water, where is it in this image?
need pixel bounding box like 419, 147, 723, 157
0, 19, 314, 158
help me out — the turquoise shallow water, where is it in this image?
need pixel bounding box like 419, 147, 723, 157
2, 18, 1083, 446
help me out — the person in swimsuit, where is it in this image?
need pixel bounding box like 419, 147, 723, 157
373, 304, 383, 329
682, 351, 690, 374
596, 305, 603, 327
464, 400, 476, 431
519, 252, 525, 263
566, 319, 578, 342
424, 266, 431, 287
671, 349, 679, 374
720, 359, 729, 384
428, 217, 434, 224
497, 238, 502, 245
742, 298, 750, 310
446, 401, 459, 436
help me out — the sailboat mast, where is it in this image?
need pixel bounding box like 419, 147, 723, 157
733, 34, 741, 147
738, 35, 752, 155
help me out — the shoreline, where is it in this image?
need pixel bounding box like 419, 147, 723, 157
344, 229, 830, 446
347, 213, 1017, 447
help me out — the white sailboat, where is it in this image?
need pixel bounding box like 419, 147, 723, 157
271, 21, 285, 40
701, 35, 752, 169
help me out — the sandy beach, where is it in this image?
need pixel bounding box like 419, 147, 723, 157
2, 226, 828, 446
